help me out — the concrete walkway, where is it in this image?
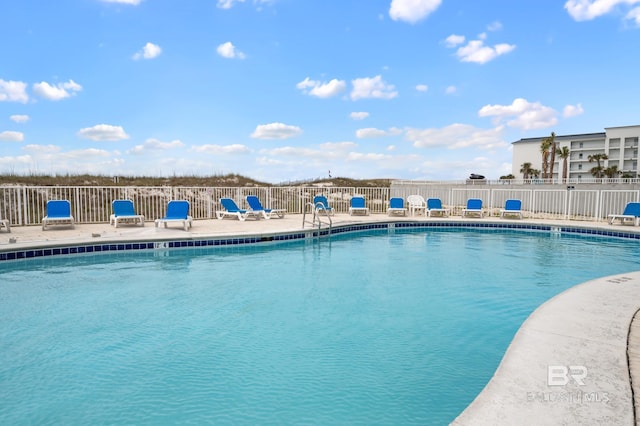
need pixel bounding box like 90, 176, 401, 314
452, 272, 640, 425
1, 214, 639, 424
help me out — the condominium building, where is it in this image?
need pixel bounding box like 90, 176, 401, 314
511, 125, 640, 180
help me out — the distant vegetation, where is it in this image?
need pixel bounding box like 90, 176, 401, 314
0, 173, 393, 188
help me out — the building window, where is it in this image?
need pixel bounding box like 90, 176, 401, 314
578, 164, 582, 170
579, 142, 583, 148
578, 153, 583, 159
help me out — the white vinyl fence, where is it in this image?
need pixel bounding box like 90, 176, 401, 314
0, 184, 639, 226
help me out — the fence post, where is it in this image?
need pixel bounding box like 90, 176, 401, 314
18, 186, 24, 226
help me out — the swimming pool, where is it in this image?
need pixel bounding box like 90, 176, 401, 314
1, 227, 639, 424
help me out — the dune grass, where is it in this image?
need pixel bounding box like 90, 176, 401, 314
0, 173, 392, 188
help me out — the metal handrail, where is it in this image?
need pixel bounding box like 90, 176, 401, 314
302, 202, 332, 234
313, 202, 332, 232
302, 202, 315, 229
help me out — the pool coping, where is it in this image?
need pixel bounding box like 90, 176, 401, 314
1, 215, 640, 424
452, 271, 640, 425
2, 217, 640, 261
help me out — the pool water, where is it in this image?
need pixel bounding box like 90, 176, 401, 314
1, 228, 639, 424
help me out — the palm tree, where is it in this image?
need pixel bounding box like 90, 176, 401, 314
603, 165, 620, 178
540, 138, 552, 179
588, 153, 609, 178
520, 162, 533, 180
589, 166, 603, 178
558, 146, 570, 183
544, 132, 557, 181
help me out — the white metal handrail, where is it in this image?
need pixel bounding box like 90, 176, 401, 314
302, 202, 332, 234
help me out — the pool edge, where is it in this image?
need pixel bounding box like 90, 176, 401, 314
452, 271, 640, 425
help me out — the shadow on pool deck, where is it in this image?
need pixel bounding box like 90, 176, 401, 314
1, 214, 640, 424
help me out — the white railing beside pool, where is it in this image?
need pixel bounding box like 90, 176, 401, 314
0, 184, 639, 226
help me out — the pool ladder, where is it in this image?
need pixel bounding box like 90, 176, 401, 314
302, 202, 332, 236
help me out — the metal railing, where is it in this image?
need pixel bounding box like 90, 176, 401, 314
1, 184, 639, 225
393, 178, 640, 186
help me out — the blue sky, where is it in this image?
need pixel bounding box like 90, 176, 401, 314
1, 0, 639, 183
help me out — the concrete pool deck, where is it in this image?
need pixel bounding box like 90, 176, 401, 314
1, 214, 639, 424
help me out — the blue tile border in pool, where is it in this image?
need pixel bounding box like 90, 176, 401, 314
1, 221, 639, 262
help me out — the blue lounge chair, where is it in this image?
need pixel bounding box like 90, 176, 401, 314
427, 198, 449, 217
155, 200, 193, 231
500, 199, 523, 219
462, 198, 484, 218
42, 200, 75, 230
387, 197, 406, 216
246, 195, 286, 219
348, 196, 369, 216
110, 199, 145, 228
313, 195, 334, 216
608, 202, 640, 226
216, 198, 261, 221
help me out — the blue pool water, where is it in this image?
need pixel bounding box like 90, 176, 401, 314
1, 228, 639, 425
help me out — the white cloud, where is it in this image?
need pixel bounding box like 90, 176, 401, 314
133, 42, 162, 60
101, 0, 142, 4
626, 6, 640, 24
217, 41, 246, 59
63, 148, 112, 159
444, 34, 465, 47
319, 141, 358, 151
0, 131, 24, 142
0, 80, 29, 103
445, 85, 457, 94
406, 124, 507, 150
453, 39, 516, 64
77, 124, 130, 141
356, 128, 388, 138
487, 21, 503, 31
217, 0, 245, 9
478, 98, 558, 130
33, 80, 82, 101
296, 77, 346, 98
416, 84, 428, 92
251, 122, 302, 139
23, 144, 60, 153
217, 0, 272, 9
189, 144, 251, 154
350, 112, 370, 120
10, 114, 29, 123
259, 144, 401, 167
0, 154, 33, 168
350, 75, 398, 100
356, 127, 402, 138
565, 0, 640, 21
389, 0, 442, 24
345, 152, 389, 161
262, 146, 332, 158
563, 103, 584, 117
127, 138, 185, 155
